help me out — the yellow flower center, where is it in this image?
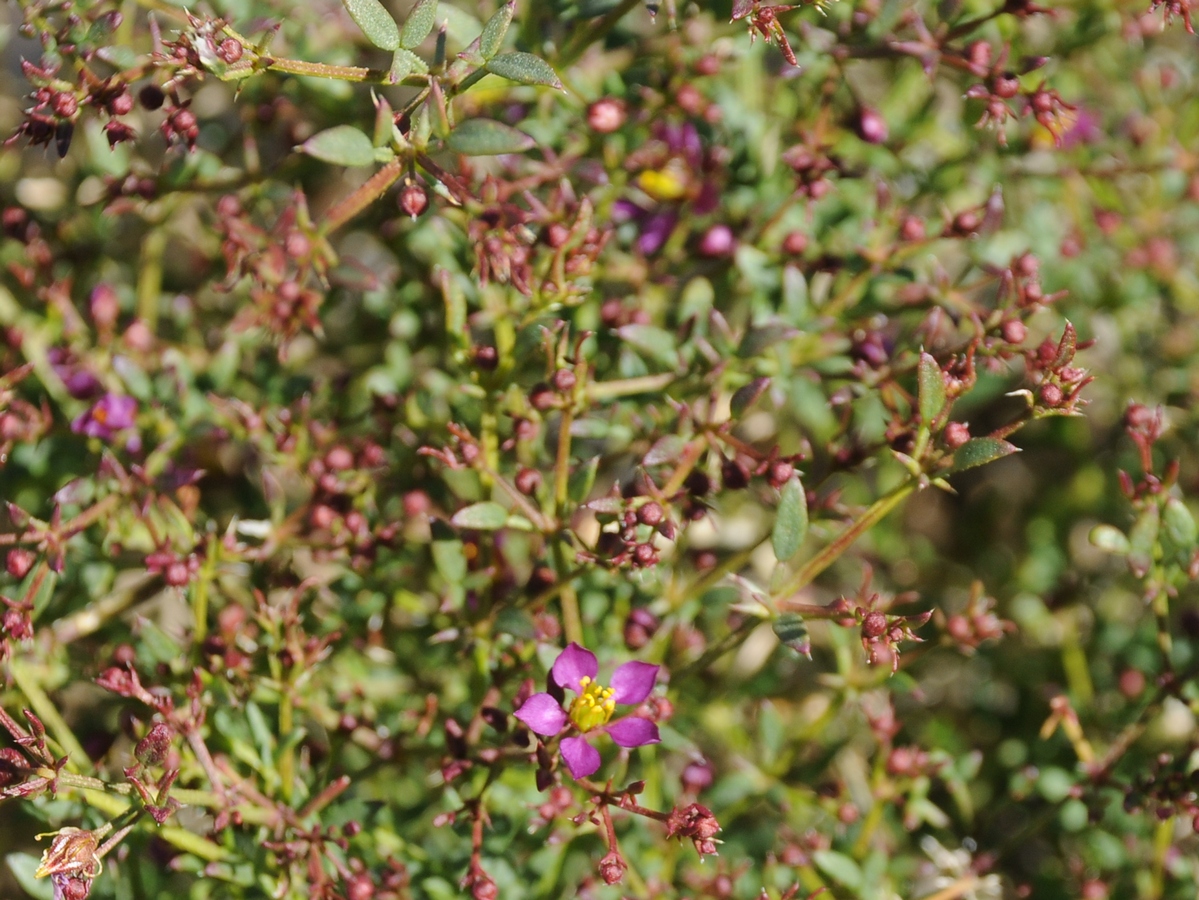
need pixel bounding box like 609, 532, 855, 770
636, 166, 689, 203
568, 676, 616, 733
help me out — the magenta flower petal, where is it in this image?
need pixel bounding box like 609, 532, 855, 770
610, 660, 658, 706
560, 736, 601, 779
605, 716, 660, 748
513, 693, 568, 736
551, 642, 598, 693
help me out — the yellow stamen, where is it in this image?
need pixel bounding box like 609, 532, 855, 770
568, 675, 616, 733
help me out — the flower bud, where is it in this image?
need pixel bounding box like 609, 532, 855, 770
587, 98, 626, 133
781, 231, 808, 255
624, 607, 660, 650
943, 422, 971, 449
698, 224, 735, 258
398, 179, 429, 219
6, 548, 35, 579
135, 722, 174, 767
855, 107, 888, 144
598, 851, 627, 885
551, 368, 577, 393
515, 467, 541, 495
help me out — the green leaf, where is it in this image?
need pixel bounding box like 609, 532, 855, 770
6, 853, 54, 900
644, 435, 685, 467
451, 501, 509, 530
568, 456, 600, 503
445, 119, 536, 155
342, 0, 401, 50
772, 476, 808, 562
484, 52, 562, 89
479, 1, 515, 59
301, 125, 377, 167
432, 535, 467, 584
1163, 497, 1197, 552
738, 320, 798, 357
389, 47, 429, 83
1089, 524, 1130, 554
617, 324, 678, 368
401, 0, 438, 48
949, 437, 1019, 473
813, 850, 863, 891
772, 612, 811, 657
730, 377, 770, 419
918, 351, 947, 425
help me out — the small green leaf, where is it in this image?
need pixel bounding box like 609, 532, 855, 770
389, 47, 429, 83
772, 476, 809, 562
1089, 524, 1130, 555
772, 613, 811, 658
445, 119, 535, 155
738, 320, 798, 357
730, 377, 770, 419
432, 537, 467, 584
342, 0, 401, 50
451, 501, 509, 530
1163, 497, 1197, 552
401, 0, 438, 48
301, 125, 377, 167
644, 435, 685, 467
813, 850, 863, 891
7, 853, 54, 900
479, 0, 515, 59
484, 52, 562, 89
949, 437, 1019, 473
617, 324, 678, 368
918, 351, 947, 425
568, 456, 600, 503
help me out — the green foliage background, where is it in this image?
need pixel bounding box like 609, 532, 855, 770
1, 0, 1199, 898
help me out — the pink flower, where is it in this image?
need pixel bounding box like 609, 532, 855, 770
71, 394, 137, 442
514, 642, 660, 779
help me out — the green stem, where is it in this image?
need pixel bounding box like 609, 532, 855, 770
773, 478, 917, 601
552, 405, 584, 645
136, 226, 166, 332
588, 372, 676, 402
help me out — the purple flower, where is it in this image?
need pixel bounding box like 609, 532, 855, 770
514, 642, 660, 779
71, 393, 137, 441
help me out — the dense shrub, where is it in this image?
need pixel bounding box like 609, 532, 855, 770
2, 0, 1199, 897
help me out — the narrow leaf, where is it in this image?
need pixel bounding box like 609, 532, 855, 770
1089, 524, 1130, 555
918, 351, 947, 425
949, 437, 1019, 473
479, 1, 515, 59
301, 125, 377, 167
389, 47, 429, 83
445, 118, 535, 155
484, 52, 562, 89
644, 435, 685, 467
730, 377, 770, 419
568, 456, 600, 503
738, 320, 798, 357
1163, 497, 1197, 551
342, 0, 401, 50
772, 613, 811, 658
400, 0, 438, 48
451, 501, 509, 530
617, 324, 678, 368
1052, 320, 1077, 367
772, 476, 808, 562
